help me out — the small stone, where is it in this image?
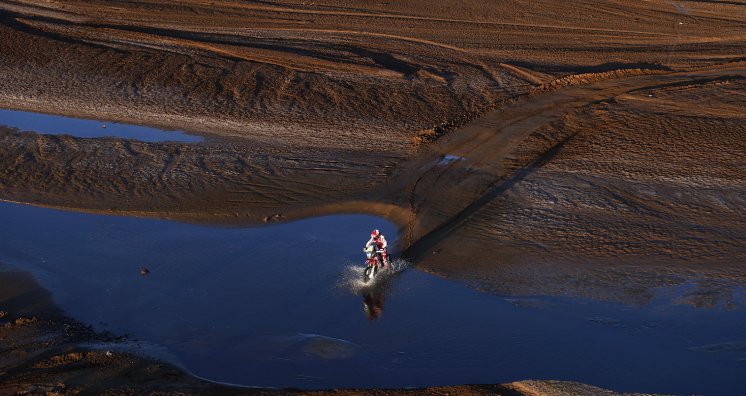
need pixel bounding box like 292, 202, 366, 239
263, 213, 283, 223
14, 317, 37, 325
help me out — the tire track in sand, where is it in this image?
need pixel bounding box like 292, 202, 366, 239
398, 63, 746, 259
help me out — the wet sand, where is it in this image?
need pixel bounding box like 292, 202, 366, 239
1, 0, 746, 393
402, 66, 746, 307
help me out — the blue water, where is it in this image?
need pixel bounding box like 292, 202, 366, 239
0, 108, 202, 143
0, 201, 745, 394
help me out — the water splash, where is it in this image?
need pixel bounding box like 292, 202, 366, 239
438, 154, 464, 165
337, 258, 410, 293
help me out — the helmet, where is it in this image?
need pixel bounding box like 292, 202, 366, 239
371, 229, 380, 238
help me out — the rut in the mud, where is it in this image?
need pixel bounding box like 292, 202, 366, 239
395, 65, 746, 256
402, 134, 576, 260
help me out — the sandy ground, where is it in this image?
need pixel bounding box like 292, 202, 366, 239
402, 66, 746, 307
1, 0, 746, 393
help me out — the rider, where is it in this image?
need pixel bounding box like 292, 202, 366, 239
365, 229, 389, 269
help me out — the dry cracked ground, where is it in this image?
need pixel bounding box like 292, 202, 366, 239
1, 0, 746, 394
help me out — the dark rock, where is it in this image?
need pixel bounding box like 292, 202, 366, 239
263, 213, 283, 223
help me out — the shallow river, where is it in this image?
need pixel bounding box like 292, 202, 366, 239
1, 202, 745, 394
0, 108, 201, 142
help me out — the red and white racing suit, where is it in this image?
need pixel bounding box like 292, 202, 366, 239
365, 235, 388, 267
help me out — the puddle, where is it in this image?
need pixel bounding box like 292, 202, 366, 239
438, 154, 463, 165
0, 108, 202, 143
1, 201, 745, 394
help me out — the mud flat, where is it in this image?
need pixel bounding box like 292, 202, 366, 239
1, 0, 746, 394
2, 0, 745, 147
403, 67, 746, 307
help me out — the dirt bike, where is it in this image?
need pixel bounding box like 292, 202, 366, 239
363, 244, 387, 283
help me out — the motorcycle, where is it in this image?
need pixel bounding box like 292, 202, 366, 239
363, 244, 387, 283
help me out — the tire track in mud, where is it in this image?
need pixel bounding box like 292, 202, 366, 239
403, 134, 576, 260
8, 11, 498, 85
0, 2, 522, 151
187, 0, 688, 37
396, 63, 746, 261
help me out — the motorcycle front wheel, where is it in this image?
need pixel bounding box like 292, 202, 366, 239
363, 266, 374, 282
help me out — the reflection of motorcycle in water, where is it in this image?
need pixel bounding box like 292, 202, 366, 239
362, 244, 386, 283
363, 289, 385, 319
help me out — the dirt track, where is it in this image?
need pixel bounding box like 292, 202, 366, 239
1, 0, 746, 393
2, 0, 745, 145
404, 67, 746, 306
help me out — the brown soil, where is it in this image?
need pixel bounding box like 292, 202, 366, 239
1, 0, 746, 393
402, 67, 746, 308
2, 0, 745, 146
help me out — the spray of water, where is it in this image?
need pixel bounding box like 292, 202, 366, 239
337, 258, 411, 293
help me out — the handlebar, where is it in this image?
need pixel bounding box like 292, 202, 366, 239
363, 246, 386, 254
